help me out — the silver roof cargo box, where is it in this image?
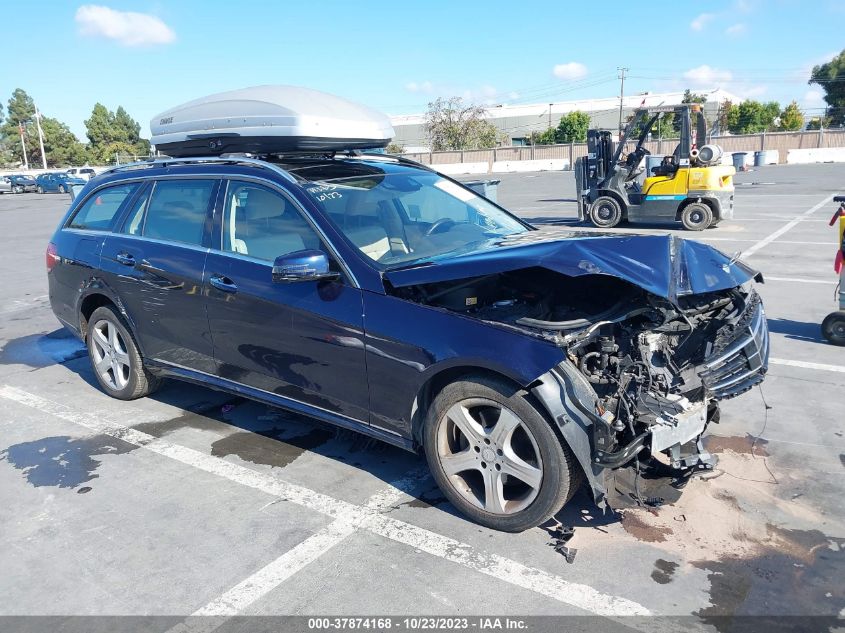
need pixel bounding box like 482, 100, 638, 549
150, 85, 394, 157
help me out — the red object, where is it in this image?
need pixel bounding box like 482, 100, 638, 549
46, 243, 59, 272
836, 250, 843, 275
829, 208, 843, 226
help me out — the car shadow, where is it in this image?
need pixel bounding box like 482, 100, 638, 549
3, 327, 601, 528
765, 317, 827, 344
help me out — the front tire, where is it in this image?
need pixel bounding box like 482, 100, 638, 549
86, 306, 160, 400
822, 311, 845, 346
423, 374, 578, 532
589, 196, 623, 228
58, 184, 66, 194
36, 186, 44, 194
681, 202, 712, 231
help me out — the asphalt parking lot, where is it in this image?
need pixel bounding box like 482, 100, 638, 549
0, 163, 843, 631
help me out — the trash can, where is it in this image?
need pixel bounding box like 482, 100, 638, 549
732, 152, 748, 171
463, 179, 501, 203
754, 151, 766, 167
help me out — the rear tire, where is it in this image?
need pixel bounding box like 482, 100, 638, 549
423, 374, 578, 532
86, 305, 160, 400
58, 185, 66, 194
681, 202, 712, 231
822, 311, 845, 346
589, 196, 623, 228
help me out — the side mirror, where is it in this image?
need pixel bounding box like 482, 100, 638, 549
272, 249, 340, 283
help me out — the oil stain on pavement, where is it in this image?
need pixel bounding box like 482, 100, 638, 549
693, 525, 845, 628
0, 434, 137, 489
210, 427, 334, 469
651, 559, 679, 584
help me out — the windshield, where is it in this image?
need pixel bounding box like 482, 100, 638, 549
298, 165, 528, 268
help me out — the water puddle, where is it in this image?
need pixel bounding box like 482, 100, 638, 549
0, 434, 137, 489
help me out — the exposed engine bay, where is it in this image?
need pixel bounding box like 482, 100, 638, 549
389, 267, 769, 482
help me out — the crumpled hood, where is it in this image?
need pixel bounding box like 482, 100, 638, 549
384, 228, 762, 302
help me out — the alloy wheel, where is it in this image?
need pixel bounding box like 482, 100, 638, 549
436, 398, 543, 515
90, 319, 131, 390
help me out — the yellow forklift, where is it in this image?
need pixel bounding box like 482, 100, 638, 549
575, 104, 735, 231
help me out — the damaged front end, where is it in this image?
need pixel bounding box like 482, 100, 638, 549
385, 233, 770, 509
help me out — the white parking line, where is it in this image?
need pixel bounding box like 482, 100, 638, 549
764, 276, 838, 284
0, 385, 651, 617
769, 358, 845, 373
742, 195, 834, 259
183, 465, 431, 626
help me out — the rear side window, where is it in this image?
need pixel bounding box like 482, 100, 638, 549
124, 179, 216, 246
68, 183, 140, 231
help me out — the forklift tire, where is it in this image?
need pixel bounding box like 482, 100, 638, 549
681, 203, 712, 231
822, 311, 845, 346
589, 196, 623, 228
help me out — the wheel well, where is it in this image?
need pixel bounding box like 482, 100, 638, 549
410, 366, 521, 447
79, 294, 116, 338
595, 190, 628, 218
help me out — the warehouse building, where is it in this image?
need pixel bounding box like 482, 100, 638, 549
390, 88, 740, 151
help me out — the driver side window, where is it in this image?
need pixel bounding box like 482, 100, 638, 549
222, 181, 325, 262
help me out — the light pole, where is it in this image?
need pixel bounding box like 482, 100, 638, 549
617, 67, 628, 136
33, 104, 47, 169
18, 122, 29, 170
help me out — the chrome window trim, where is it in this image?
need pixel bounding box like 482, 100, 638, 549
67, 172, 360, 288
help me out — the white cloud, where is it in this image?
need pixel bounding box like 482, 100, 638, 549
405, 81, 434, 94
508, 91, 520, 100
725, 23, 746, 36
552, 62, 588, 80
480, 85, 498, 98
803, 89, 825, 106
76, 5, 175, 46
683, 65, 733, 85
690, 12, 715, 31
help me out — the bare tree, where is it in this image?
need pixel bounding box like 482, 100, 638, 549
424, 97, 501, 151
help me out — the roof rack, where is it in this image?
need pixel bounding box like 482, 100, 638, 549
98, 151, 433, 184
98, 155, 298, 183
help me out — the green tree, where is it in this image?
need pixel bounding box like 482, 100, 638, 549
385, 142, 405, 154
0, 89, 37, 165
39, 117, 91, 167
529, 128, 558, 145
778, 101, 804, 131
806, 116, 832, 130
554, 111, 590, 143
86, 103, 150, 162
424, 97, 501, 151
726, 100, 781, 134
809, 49, 845, 126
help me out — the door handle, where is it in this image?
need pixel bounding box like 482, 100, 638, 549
115, 252, 136, 266
209, 274, 238, 293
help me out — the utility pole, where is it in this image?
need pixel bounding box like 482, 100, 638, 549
18, 123, 29, 170
548, 103, 552, 130
34, 103, 47, 170
617, 67, 628, 136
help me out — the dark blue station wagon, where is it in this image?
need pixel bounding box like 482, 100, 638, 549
47, 154, 769, 531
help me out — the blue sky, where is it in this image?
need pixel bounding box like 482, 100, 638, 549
2, 0, 841, 139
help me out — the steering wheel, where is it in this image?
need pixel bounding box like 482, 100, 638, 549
425, 217, 457, 236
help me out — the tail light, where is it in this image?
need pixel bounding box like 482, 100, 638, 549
46, 242, 59, 272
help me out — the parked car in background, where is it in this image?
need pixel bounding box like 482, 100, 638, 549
0, 176, 11, 194
9, 175, 38, 193
36, 173, 86, 194
66, 167, 97, 181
